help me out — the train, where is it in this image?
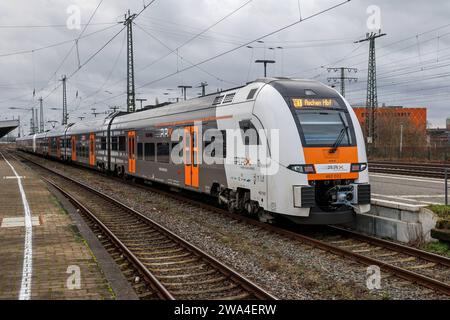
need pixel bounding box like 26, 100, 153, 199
17, 77, 371, 224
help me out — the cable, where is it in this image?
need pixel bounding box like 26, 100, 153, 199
73, 0, 251, 110
73, 31, 127, 110
77, 0, 351, 111
134, 22, 239, 85
137, 0, 351, 89
0, 22, 117, 29
132, 0, 254, 77
0, 24, 119, 58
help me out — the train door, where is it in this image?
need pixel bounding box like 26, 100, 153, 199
56, 137, 61, 159
89, 133, 95, 166
128, 131, 136, 174
71, 136, 77, 161
184, 126, 199, 188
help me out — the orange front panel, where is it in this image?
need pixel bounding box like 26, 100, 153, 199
128, 131, 136, 173
89, 133, 95, 166
71, 136, 77, 161
184, 127, 192, 186
303, 146, 359, 181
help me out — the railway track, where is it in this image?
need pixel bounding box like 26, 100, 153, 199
369, 161, 450, 179
11, 152, 275, 300
14, 151, 450, 297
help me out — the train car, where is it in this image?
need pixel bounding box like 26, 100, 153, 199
46, 125, 67, 159
17, 78, 371, 224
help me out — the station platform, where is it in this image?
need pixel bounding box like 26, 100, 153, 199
0, 150, 114, 299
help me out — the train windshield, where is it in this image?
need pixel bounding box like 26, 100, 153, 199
296, 110, 354, 147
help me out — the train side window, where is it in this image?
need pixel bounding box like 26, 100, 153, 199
239, 120, 260, 145
156, 142, 170, 163
118, 136, 126, 151
137, 143, 143, 160
101, 137, 107, 150
111, 136, 118, 151
145, 143, 155, 161
221, 130, 227, 158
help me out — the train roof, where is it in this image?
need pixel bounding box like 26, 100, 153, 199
18, 78, 339, 139
66, 114, 113, 135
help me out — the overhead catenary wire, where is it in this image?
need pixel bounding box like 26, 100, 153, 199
137, 0, 351, 89
77, 0, 352, 111
74, 0, 253, 109
134, 22, 239, 86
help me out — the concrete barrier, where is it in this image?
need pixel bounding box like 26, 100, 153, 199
344, 200, 438, 244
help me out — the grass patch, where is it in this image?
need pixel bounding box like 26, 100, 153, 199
421, 241, 450, 257
428, 205, 450, 219
68, 224, 84, 243
50, 194, 68, 215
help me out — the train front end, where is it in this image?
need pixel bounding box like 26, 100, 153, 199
256, 79, 370, 224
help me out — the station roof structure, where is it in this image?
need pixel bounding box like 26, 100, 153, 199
0, 119, 19, 139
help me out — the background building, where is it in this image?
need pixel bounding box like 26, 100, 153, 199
352, 106, 429, 159
352, 106, 427, 134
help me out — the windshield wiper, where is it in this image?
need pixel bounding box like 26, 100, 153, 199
329, 113, 349, 154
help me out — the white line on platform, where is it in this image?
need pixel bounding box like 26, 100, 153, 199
0, 152, 33, 300
3, 176, 25, 179
371, 196, 427, 207
399, 194, 445, 198
372, 193, 441, 206
369, 173, 445, 184
372, 193, 441, 205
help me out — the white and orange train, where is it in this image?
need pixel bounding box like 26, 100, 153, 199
17, 78, 370, 224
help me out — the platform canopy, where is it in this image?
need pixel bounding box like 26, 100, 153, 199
0, 120, 19, 139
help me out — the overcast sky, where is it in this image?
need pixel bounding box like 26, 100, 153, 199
1, 0, 449, 134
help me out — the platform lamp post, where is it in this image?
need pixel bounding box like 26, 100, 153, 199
47, 120, 59, 129
136, 98, 147, 110
50, 107, 73, 124
268, 47, 284, 76
164, 88, 180, 103
255, 59, 275, 77
8, 106, 34, 134
178, 85, 192, 101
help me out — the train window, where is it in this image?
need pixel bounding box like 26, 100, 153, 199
111, 137, 118, 151
246, 88, 257, 100
297, 110, 353, 146
118, 136, 126, 151
221, 130, 227, 158
101, 137, 107, 150
156, 143, 170, 163
137, 143, 143, 160
239, 120, 260, 145
145, 143, 155, 161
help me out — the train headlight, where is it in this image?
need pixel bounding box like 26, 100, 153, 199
350, 163, 368, 172
288, 164, 316, 174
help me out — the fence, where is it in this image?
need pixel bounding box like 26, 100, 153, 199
369, 146, 450, 162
